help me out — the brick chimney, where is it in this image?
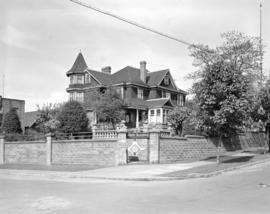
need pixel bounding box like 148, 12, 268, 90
140, 61, 147, 82
101, 66, 111, 74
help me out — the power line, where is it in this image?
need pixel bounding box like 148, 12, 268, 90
69, 0, 205, 51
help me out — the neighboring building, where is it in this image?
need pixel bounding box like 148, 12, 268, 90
66, 53, 187, 128
0, 96, 25, 131
24, 111, 39, 133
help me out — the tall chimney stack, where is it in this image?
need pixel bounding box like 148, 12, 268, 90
140, 61, 147, 82
101, 66, 111, 74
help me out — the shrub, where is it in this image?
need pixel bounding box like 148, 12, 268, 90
2, 108, 22, 134
57, 101, 89, 133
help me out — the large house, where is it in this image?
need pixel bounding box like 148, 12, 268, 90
66, 53, 187, 128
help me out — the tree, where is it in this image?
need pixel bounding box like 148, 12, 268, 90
189, 31, 262, 163
35, 103, 62, 133
167, 106, 191, 136
2, 108, 22, 134
57, 101, 89, 133
90, 87, 125, 129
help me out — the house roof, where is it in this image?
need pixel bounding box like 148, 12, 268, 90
87, 69, 112, 85
147, 69, 169, 86
146, 98, 174, 108
111, 66, 148, 86
66, 53, 88, 76
67, 53, 187, 94
124, 98, 174, 109
24, 111, 39, 128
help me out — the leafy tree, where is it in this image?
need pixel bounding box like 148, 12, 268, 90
90, 87, 125, 129
2, 108, 22, 134
167, 106, 191, 136
35, 103, 62, 133
57, 101, 88, 133
189, 31, 262, 163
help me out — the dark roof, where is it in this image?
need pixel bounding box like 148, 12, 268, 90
87, 69, 112, 85
147, 69, 169, 86
124, 98, 174, 109
146, 98, 174, 108
24, 111, 39, 128
66, 53, 88, 76
111, 66, 148, 86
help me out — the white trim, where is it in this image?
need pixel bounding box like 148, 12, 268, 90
85, 70, 102, 85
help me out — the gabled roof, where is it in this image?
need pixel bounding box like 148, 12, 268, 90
66, 53, 88, 76
124, 98, 174, 109
111, 66, 148, 86
147, 69, 169, 86
24, 111, 39, 128
146, 98, 174, 108
87, 69, 112, 85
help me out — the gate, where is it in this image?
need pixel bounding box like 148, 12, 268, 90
126, 131, 149, 163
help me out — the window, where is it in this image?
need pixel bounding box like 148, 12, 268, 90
156, 109, 162, 123
116, 87, 123, 98
85, 73, 91, 84
163, 109, 169, 124
70, 92, 84, 102
178, 95, 184, 106
138, 88, 143, 99
70, 75, 84, 84
161, 90, 166, 98
150, 109, 155, 123
164, 75, 169, 85
166, 92, 171, 99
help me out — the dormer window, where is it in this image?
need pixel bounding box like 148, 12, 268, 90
70, 75, 84, 84
164, 75, 170, 85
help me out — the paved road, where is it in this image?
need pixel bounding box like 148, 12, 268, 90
1, 162, 270, 214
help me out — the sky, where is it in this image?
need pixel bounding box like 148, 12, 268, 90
0, 0, 269, 112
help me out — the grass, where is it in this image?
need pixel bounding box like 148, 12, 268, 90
159, 149, 270, 178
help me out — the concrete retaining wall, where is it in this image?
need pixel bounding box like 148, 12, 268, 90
52, 139, 117, 165
4, 141, 46, 164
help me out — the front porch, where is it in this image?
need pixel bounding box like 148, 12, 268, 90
124, 107, 171, 129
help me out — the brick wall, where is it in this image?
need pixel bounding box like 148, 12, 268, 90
4, 141, 46, 164
160, 136, 225, 163
52, 139, 117, 166
160, 133, 265, 163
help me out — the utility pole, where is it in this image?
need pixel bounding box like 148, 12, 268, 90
259, 2, 263, 84
2, 73, 4, 98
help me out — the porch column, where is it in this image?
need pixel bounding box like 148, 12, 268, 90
136, 109, 139, 128
160, 108, 163, 124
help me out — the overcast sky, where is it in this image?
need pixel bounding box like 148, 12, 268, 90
1, 0, 269, 111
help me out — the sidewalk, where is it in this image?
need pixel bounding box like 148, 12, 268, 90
1, 150, 270, 182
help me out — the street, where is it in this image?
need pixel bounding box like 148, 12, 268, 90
1, 162, 270, 214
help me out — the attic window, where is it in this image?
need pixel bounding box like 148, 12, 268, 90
164, 75, 169, 85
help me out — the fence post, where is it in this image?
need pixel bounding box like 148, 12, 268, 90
46, 133, 52, 166
149, 129, 160, 164
0, 135, 4, 164
116, 123, 127, 165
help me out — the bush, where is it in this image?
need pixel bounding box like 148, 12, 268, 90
2, 108, 22, 134
57, 101, 89, 133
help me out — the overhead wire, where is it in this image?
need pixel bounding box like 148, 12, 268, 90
69, 0, 209, 52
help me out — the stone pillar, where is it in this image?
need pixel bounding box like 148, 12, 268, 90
0, 135, 4, 164
116, 123, 127, 165
46, 133, 52, 166
149, 130, 160, 164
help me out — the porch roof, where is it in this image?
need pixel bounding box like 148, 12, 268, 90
124, 98, 174, 109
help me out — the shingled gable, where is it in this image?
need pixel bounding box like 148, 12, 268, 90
66, 52, 88, 76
